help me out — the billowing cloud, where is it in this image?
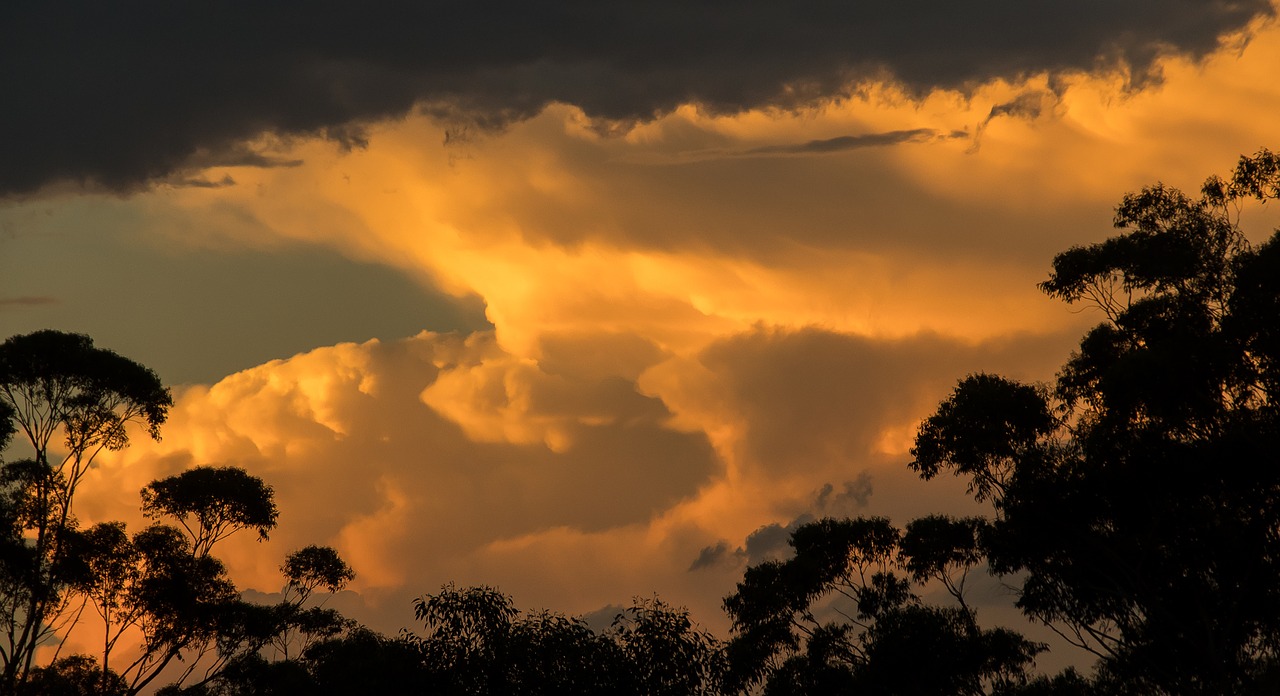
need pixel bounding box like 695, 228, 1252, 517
78, 321, 1073, 638
3, 0, 1273, 194
84, 331, 719, 608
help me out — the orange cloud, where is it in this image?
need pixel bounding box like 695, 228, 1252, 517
64, 17, 1280, 645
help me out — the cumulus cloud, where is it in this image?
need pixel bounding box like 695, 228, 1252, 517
3, 0, 1271, 194
77, 320, 1075, 635
84, 331, 719, 600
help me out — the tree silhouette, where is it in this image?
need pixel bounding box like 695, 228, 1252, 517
141, 466, 278, 559
724, 148, 1280, 695
398, 584, 726, 695
722, 516, 1041, 694
910, 149, 1280, 693
0, 331, 356, 695
0, 330, 171, 688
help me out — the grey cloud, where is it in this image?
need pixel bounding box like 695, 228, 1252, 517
986, 93, 1052, 122
0, 296, 58, 308
744, 519, 808, 564
687, 522, 798, 572
165, 174, 237, 189
744, 129, 950, 155
3, 0, 1271, 195
580, 604, 627, 633
969, 91, 1056, 150
690, 475, 875, 570
688, 541, 744, 571
740, 475, 875, 564
813, 474, 874, 517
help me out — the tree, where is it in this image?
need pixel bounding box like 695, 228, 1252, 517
19, 654, 127, 696
113, 503, 351, 693
0, 331, 363, 695
61, 521, 139, 693
113, 524, 238, 694
270, 545, 355, 660
910, 149, 1280, 694
141, 466, 278, 559
722, 516, 1041, 695
400, 584, 726, 695
0, 330, 171, 688
610, 596, 727, 695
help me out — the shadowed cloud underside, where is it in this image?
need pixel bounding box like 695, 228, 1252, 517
2, 0, 1272, 194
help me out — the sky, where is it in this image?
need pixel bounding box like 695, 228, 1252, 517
4, 0, 1280, 669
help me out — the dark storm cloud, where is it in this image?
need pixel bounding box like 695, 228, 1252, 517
3, 0, 1271, 195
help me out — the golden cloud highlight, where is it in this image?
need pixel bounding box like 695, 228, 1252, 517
70, 18, 1280, 641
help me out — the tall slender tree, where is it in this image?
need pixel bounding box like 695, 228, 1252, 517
0, 330, 171, 688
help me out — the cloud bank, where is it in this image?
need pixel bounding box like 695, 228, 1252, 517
3, 0, 1272, 194
80, 322, 1072, 637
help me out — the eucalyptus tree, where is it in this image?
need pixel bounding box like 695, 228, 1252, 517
723, 149, 1280, 695
141, 466, 278, 559
722, 516, 1040, 695
0, 330, 171, 687
911, 149, 1280, 694
399, 585, 726, 695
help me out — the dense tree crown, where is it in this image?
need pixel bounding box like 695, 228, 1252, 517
5, 149, 1280, 694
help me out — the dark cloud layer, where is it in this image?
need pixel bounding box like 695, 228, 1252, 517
4, 1, 1272, 195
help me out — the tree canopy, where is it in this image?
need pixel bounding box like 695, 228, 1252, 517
0, 330, 172, 688
141, 466, 279, 558
722, 148, 1280, 695
0, 332, 354, 695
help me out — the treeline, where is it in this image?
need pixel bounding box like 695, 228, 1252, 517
5, 149, 1280, 695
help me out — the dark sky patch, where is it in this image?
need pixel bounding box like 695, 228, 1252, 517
2, 0, 1271, 195
0, 198, 492, 384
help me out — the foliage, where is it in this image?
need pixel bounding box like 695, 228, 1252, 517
722, 516, 1042, 695
401, 584, 726, 695
909, 148, 1280, 694
190, 586, 725, 695
0, 331, 354, 695
19, 655, 127, 696
723, 148, 1280, 695
610, 596, 727, 695
0, 330, 171, 688
141, 466, 279, 558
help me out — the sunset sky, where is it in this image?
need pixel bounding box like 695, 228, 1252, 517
4, 0, 1280, 662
